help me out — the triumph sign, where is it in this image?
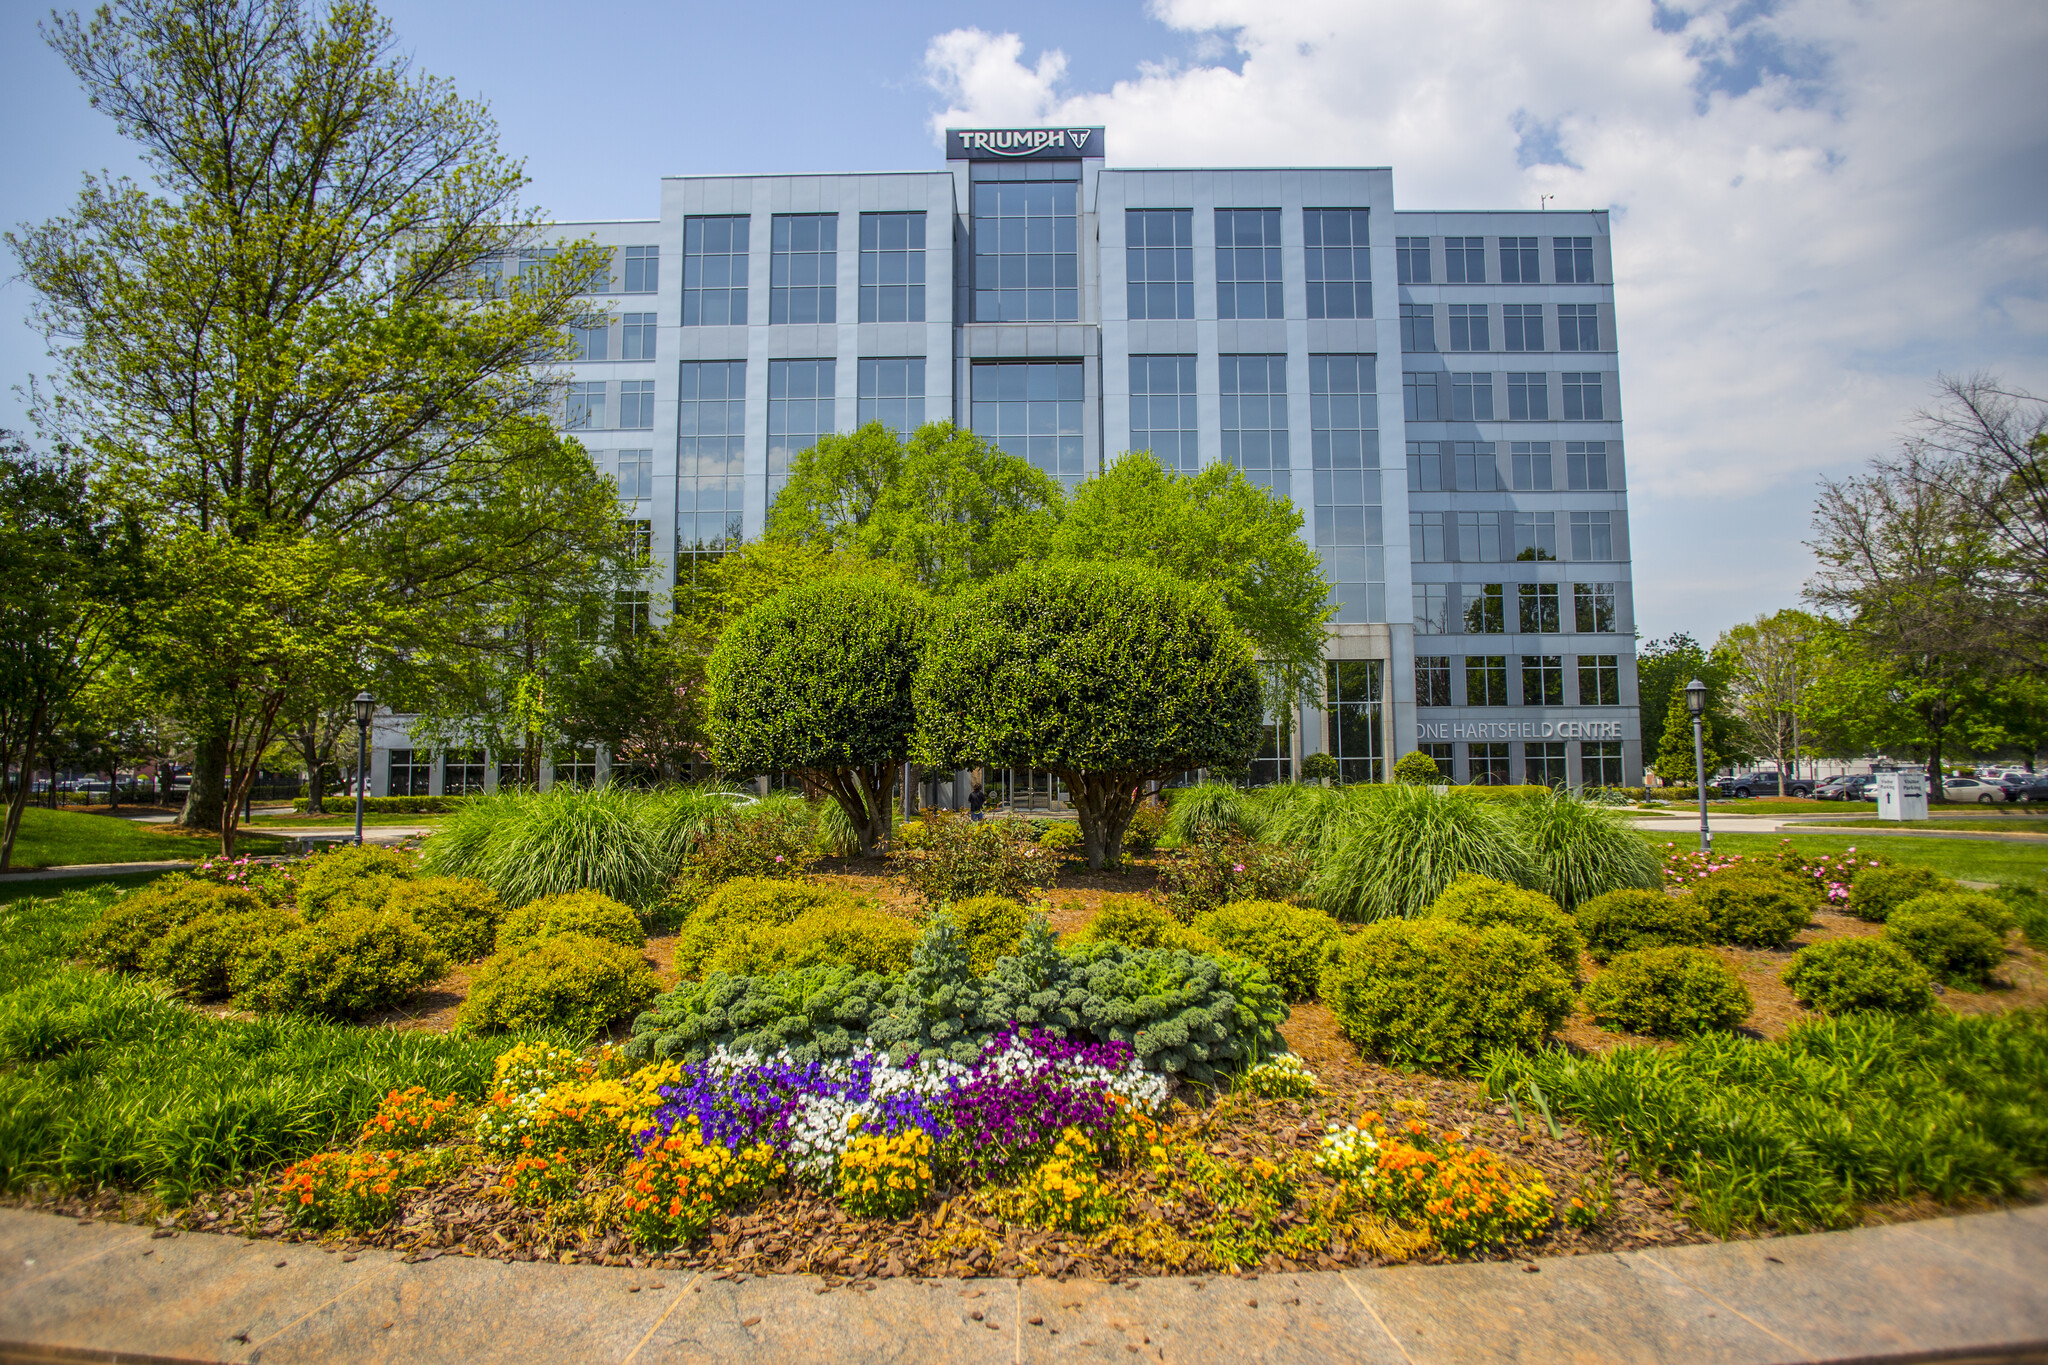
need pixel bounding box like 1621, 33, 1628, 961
947, 127, 1105, 160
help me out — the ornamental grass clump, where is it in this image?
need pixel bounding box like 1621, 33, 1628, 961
1422, 875, 1584, 982
1310, 785, 1532, 922
1580, 947, 1752, 1038
1780, 938, 1933, 1015
1574, 889, 1709, 963
1163, 783, 1263, 845
421, 784, 668, 912
1503, 789, 1662, 910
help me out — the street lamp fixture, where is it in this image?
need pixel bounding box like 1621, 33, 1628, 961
352, 692, 374, 847
1685, 678, 1710, 853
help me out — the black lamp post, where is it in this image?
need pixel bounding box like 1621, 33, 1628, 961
352, 692, 374, 847
1686, 678, 1710, 853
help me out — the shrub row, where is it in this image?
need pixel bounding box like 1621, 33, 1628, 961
292, 795, 466, 814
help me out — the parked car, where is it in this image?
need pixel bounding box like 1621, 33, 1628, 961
1815, 775, 1875, 802
1710, 771, 1815, 799
1999, 774, 2048, 804
1937, 775, 2008, 804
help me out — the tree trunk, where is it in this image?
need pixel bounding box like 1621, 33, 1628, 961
180, 731, 229, 831
301, 731, 327, 815
0, 699, 49, 873
1067, 771, 1141, 872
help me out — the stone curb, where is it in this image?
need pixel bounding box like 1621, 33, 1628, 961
3, 1204, 2045, 1364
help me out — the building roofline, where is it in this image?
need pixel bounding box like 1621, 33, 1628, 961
658, 169, 955, 182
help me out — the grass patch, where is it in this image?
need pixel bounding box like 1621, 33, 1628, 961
0, 880, 511, 1201
1, 807, 292, 870
1644, 831, 2046, 888
1782, 819, 2048, 835
1487, 1011, 2048, 1236
1640, 799, 1880, 816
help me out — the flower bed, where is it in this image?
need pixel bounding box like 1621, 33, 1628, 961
1659, 840, 1890, 904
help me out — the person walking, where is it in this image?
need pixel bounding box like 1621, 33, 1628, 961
968, 784, 986, 822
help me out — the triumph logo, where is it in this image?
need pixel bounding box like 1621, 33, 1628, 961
949, 127, 1103, 159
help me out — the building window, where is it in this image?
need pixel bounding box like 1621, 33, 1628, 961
1406, 440, 1440, 491
1571, 511, 1615, 560
1567, 440, 1610, 489
1575, 582, 1618, 633
1468, 741, 1512, 785
682, 216, 749, 326
1449, 304, 1489, 352
1249, 715, 1293, 787
387, 749, 430, 797
1216, 209, 1284, 319
1579, 653, 1622, 705
1409, 510, 1448, 563
1305, 209, 1371, 319
1512, 441, 1553, 490
616, 450, 652, 500
622, 313, 657, 360
768, 359, 834, 500
623, 244, 658, 294
1562, 372, 1605, 421
621, 517, 653, 563
678, 360, 745, 565
1396, 236, 1432, 284
1416, 654, 1452, 707
1465, 583, 1506, 633
1465, 655, 1509, 706
1508, 372, 1549, 421
1554, 236, 1595, 283
565, 381, 604, 429
1503, 303, 1544, 352
1415, 583, 1450, 634
1518, 583, 1560, 633
572, 322, 609, 361
1500, 236, 1540, 283
1521, 654, 1563, 706
443, 748, 487, 796
1582, 740, 1625, 788
1129, 355, 1198, 473
1558, 303, 1599, 352
1418, 742, 1455, 777
1513, 511, 1558, 561
1457, 442, 1500, 490
1220, 355, 1289, 500
769, 214, 836, 325
1445, 236, 1485, 283
1524, 741, 1568, 788
972, 360, 1085, 488
497, 757, 526, 791
972, 160, 1079, 322
1450, 372, 1494, 421
857, 358, 924, 433
516, 246, 557, 282
552, 747, 597, 789
1402, 370, 1440, 421
618, 379, 653, 429
615, 589, 650, 635
1326, 659, 1385, 784
1458, 510, 1503, 562
1125, 209, 1194, 320
1310, 354, 1378, 533
859, 212, 925, 323
1399, 303, 1436, 353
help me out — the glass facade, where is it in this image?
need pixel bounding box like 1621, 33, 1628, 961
683, 216, 748, 326
1310, 355, 1381, 623
767, 359, 835, 500
859, 212, 925, 322
677, 360, 745, 566
971, 360, 1084, 487
1216, 209, 1284, 319
971, 161, 1079, 322
858, 358, 924, 432
1304, 209, 1371, 319
770, 214, 837, 324
1129, 355, 1198, 472
1325, 660, 1385, 784
1220, 355, 1288, 499
1126, 209, 1194, 319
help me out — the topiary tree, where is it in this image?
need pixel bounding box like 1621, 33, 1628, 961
1392, 750, 1443, 785
708, 574, 928, 856
1299, 752, 1341, 785
912, 562, 1264, 871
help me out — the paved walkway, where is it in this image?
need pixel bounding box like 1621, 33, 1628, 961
3, 1204, 2044, 1364
0, 829, 431, 885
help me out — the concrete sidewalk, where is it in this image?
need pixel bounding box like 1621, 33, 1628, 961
3, 1204, 2044, 1364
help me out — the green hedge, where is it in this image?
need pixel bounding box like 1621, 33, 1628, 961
292, 795, 466, 814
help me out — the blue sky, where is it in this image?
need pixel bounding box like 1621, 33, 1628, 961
4, 0, 2045, 642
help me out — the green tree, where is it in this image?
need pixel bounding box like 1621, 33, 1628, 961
1637, 633, 1736, 768
11, 0, 609, 831
765, 422, 1062, 592
0, 438, 151, 870
678, 539, 912, 643
708, 577, 930, 855
558, 621, 709, 785
1652, 686, 1720, 787
1715, 608, 1824, 794
913, 563, 1264, 871
1049, 452, 1333, 709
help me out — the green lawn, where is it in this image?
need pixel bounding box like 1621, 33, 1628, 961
1, 807, 293, 870
1647, 830, 2048, 887
1786, 818, 2048, 835
243, 812, 448, 828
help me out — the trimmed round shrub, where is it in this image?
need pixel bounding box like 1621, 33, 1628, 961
1318, 920, 1574, 1071
945, 895, 1033, 975
1895, 891, 2016, 936
1847, 864, 1949, 923
1189, 900, 1344, 1000
1692, 875, 1808, 950
1575, 889, 1710, 962
232, 908, 449, 1019
1782, 938, 1934, 1014
137, 901, 300, 1000
1072, 895, 1188, 951
296, 843, 415, 920
73, 877, 270, 973
1422, 875, 1584, 981
672, 878, 860, 979
1886, 907, 2004, 984
1580, 947, 1751, 1037
497, 889, 646, 955
382, 876, 502, 961
1392, 750, 1444, 785
704, 905, 920, 977
458, 933, 660, 1037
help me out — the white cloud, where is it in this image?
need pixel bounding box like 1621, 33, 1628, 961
922, 0, 2048, 635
